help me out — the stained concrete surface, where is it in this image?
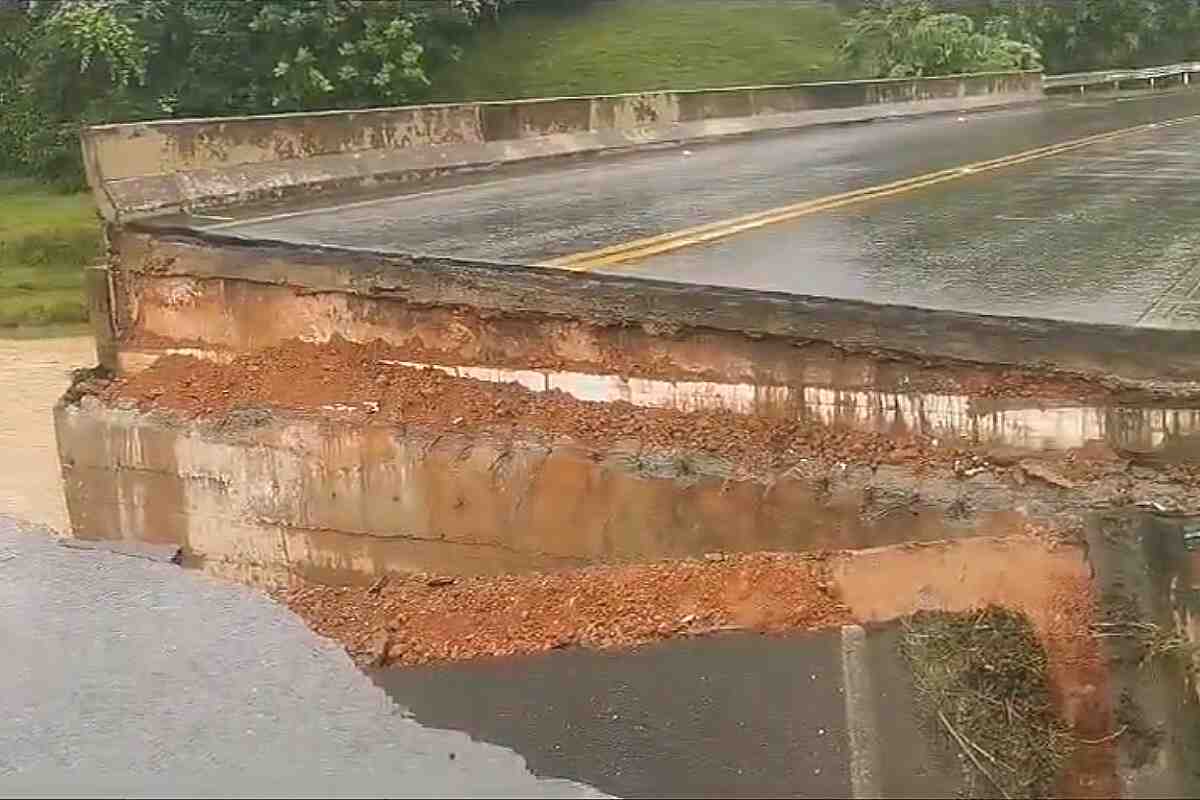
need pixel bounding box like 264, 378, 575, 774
0, 516, 602, 798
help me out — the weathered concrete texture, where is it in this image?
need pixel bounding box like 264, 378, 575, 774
82, 72, 1042, 220
104, 228, 1200, 392
97, 229, 1200, 458
54, 391, 1170, 586
834, 534, 1125, 799
118, 347, 1200, 456
1085, 512, 1200, 798
0, 516, 601, 798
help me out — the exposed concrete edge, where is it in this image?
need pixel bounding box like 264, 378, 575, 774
110, 346, 1200, 455
81, 71, 1043, 222
59, 538, 183, 564
119, 226, 1200, 389
88, 70, 1047, 131
841, 625, 884, 800
53, 391, 1110, 585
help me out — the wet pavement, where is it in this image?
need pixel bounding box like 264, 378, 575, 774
0, 336, 934, 799
619, 118, 1200, 328
373, 626, 960, 799
204, 89, 1200, 329
0, 515, 602, 798
374, 631, 852, 799
0, 338, 601, 797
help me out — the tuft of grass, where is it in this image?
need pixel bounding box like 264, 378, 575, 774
901, 607, 1073, 800
1091, 595, 1198, 672
0, 177, 99, 329
430, 0, 851, 102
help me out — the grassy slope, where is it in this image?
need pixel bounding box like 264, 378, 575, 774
430, 0, 850, 101
0, 178, 98, 329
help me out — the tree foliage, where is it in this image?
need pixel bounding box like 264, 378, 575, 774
840, 0, 1042, 79
6, 0, 1200, 188
0, 0, 502, 186
993, 0, 1200, 72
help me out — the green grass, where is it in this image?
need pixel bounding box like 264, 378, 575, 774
0, 177, 99, 330
430, 0, 851, 101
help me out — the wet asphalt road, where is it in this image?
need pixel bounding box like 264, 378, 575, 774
373, 626, 960, 799
623, 117, 1200, 328
0, 516, 601, 798
211, 90, 1200, 328
374, 631, 853, 799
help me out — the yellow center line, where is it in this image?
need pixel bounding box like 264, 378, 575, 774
547, 113, 1200, 272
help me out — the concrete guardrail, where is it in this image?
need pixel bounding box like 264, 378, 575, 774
80, 71, 1043, 223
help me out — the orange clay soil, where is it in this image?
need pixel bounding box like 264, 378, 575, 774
101, 337, 1010, 474
282, 552, 850, 668
96, 337, 1200, 490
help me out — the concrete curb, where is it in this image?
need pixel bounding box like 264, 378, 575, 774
841, 625, 884, 800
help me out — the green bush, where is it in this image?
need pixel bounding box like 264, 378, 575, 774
0, 0, 502, 186
840, 0, 1041, 79
994, 0, 1200, 73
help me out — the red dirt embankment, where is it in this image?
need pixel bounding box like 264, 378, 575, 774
102, 337, 966, 473
284, 553, 849, 668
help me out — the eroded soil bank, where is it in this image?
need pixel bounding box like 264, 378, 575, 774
62, 337, 1200, 796
285, 535, 1120, 797
94, 337, 1200, 497
284, 552, 849, 667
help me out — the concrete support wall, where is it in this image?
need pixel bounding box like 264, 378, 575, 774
81, 71, 1042, 221
56, 399, 1075, 586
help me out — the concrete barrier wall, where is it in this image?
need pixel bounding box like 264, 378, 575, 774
81, 71, 1043, 221
55, 400, 1066, 586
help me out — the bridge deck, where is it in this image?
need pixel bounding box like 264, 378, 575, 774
195, 89, 1200, 330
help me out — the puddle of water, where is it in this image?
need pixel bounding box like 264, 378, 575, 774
0, 334, 94, 530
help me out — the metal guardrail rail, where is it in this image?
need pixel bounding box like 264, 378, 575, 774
1044, 62, 1200, 91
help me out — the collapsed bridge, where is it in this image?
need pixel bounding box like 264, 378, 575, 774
55, 68, 1200, 794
